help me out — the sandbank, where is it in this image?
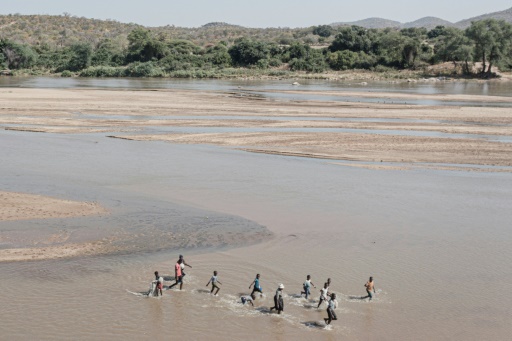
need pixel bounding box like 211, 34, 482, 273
1, 87, 511, 170
0, 191, 107, 221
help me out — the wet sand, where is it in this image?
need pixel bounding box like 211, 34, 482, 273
0, 191, 107, 221
0, 191, 110, 261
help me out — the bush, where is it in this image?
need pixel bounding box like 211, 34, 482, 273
268, 58, 282, 67
229, 38, 271, 66
313, 25, 335, 38
372, 64, 395, 73
79, 66, 125, 77
65, 43, 93, 71
257, 59, 269, 69
124, 62, 164, 77
0, 40, 38, 69
60, 70, 74, 77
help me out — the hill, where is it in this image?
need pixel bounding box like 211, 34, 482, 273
1, 7, 512, 49
330, 7, 512, 29
455, 7, 512, 28
0, 14, 312, 47
331, 17, 401, 29
0, 14, 140, 46
403, 17, 454, 29
202, 22, 242, 28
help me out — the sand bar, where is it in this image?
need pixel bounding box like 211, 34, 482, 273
2, 87, 512, 169
0, 191, 108, 221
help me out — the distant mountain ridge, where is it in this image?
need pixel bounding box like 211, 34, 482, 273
335, 17, 401, 29
403, 17, 454, 29
454, 7, 512, 29
331, 6, 512, 29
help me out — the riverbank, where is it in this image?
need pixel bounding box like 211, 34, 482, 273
5, 67, 512, 82
0, 191, 107, 221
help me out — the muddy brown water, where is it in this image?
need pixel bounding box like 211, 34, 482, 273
1, 129, 511, 340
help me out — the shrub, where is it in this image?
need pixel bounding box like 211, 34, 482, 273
79, 66, 125, 77
60, 70, 74, 77
0, 39, 38, 69
66, 43, 93, 71
124, 62, 164, 77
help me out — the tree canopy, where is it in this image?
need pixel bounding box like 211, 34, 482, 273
1, 18, 510, 78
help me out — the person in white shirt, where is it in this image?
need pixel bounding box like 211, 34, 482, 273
270, 284, 285, 314
301, 275, 316, 299
152, 271, 164, 296
317, 282, 330, 308
206, 270, 222, 295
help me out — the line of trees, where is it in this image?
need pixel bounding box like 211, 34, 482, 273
1, 19, 511, 77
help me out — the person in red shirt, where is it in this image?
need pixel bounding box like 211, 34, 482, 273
169, 259, 184, 290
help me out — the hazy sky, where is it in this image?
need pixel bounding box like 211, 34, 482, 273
2, 0, 511, 27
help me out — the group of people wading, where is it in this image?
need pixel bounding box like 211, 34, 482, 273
150, 255, 376, 326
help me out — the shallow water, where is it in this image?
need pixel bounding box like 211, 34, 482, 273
1, 130, 511, 340
2, 76, 512, 107
133, 126, 512, 143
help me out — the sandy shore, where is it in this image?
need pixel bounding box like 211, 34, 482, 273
1, 87, 511, 169
0, 188, 271, 262
0, 191, 110, 262
0, 241, 110, 262
0, 191, 107, 221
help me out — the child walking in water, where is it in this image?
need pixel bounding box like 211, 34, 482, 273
301, 275, 316, 299
363, 276, 376, 301
206, 270, 222, 295
240, 295, 254, 306
324, 293, 338, 325
249, 273, 263, 299
317, 282, 330, 308
154, 271, 164, 296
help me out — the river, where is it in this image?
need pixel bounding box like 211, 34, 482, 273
0, 78, 511, 340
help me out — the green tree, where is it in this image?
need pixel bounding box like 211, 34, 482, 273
374, 31, 406, 67
0, 39, 38, 69
205, 43, 232, 67
466, 19, 512, 74
400, 27, 427, 39
428, 26, 448, 39
228, 38, 270, 66
126, 27, 168, 62
287, 45, 327, 72
327, 50, 358, 70
433, 27, 473, 74
327, 50, 376, 70
66, 42, 93, 71
329, 26, 377, 54
313, 25, 334, 38
127, 27, 152, 56
401, 36, 421, 67
91, 39, 125, 66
